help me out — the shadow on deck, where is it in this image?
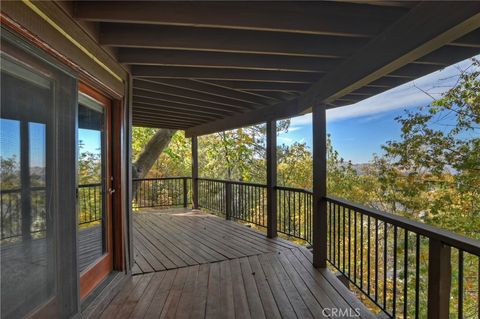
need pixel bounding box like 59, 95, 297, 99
98, 208, 374, 318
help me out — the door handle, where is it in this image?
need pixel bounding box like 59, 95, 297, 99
109, 188, 116, 194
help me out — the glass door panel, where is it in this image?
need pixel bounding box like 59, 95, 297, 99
77, 85, 113, 299
78, 101, 105, 272
0, 58, 55, 319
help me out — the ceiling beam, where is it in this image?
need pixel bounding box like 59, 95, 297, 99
388, 63, 444, 78
133, 113, 200, 126
132, 88, 237, 116
99, 23, 368, 58
117, 48, 340, 73
132, 65, 323, 83
134, 79, 256, 111
185, 2, 480, 137
133, 97, 225, 118
133, 121, 187, 129
451, 27, 480, 47
75, 1, 407, 37
133, 100, 220, 120
142, 78, 277, 106
133, 109, 204, 124
203, 80, 312, 93
416, 45, 480, 65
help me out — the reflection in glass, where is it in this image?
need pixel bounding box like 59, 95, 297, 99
77, 100, 105, 272
0, 64, 54, 318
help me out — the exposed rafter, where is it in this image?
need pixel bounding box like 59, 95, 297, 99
132, 88, 237, 116
132, 65, 324, 83
185, 2, 480, 136
99, 23, 369, 58
133, 79, 257, 111
141, 78, 277, 105
75, 1, 407, 37
118, 48, 341, 73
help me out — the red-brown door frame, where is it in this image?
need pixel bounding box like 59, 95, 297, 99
78, 82, 114, 300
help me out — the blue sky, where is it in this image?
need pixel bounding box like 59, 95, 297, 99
278, 56, 479, 163
0, 121, 101, 168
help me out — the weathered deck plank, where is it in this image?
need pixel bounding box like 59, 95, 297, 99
132, 209, 293, 274
97, 209, 375, 318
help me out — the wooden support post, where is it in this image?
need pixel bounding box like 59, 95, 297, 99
266, 120, 277, 238
312, 103, 327, 268
225, 181, 232, 220
191, 136, 199, 209
427, 238, 452, 319
183, 177, 188, 208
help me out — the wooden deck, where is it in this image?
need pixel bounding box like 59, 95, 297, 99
132, 209, 298, 275
97, 209, 374, 318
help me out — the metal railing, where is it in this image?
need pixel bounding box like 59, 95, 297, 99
1, 183, 104, 240
78, 183, 103, 225
132, 176, 480, 318
0, 186, 46, 240
326, 196, 480, 319
277, 186, 313, 243
133, 177, 190, 209
198, 178, 268, 227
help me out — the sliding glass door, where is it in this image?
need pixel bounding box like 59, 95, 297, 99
77, 84, 113, 299
1, 29, 78, 318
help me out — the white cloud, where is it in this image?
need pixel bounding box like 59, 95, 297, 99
286, 56, 479, 125
278, 136, 294, 143
287, 126, 302, 132
289, 113, 312, 126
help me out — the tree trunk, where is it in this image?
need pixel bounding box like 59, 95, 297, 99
132, 128, 176, 198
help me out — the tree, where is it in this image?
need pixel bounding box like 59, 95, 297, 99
132, 128, 176, 196
376, 58, 480, 238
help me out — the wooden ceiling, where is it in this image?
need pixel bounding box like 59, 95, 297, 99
72, 1, 480, 135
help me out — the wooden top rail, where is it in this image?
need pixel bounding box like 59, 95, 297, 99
0, 186, 47, 194
78, 183, 102, 187
197, 177, 266, 188
326, 195, 480, 256
275, 185, 313, 194
133, 176, 190, 181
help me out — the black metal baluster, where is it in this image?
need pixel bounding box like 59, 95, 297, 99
337, 204, 341, 269
404, 230, 408, 319
343, 206, 346, 273
393, 225, 398, 317
384, 222, 388, 311
283, 190, 286, 234
333, 203, 337, 266
348, 208, 352, 277
93, 186, 97, 223
458, 250, 463, 319
354, 210, 357, 284
415, 234, 420, 319
368, 215, 371, 296
360, 213, 364, 290
477, 258, 480, 319
328, 201, 332, 261
303, 193, 306, 241
375, 218, 379, 303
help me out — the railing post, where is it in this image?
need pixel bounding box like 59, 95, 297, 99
266, 120, 277, 238
191, 136, 199, 209
312, 102, 327, 268
183, 177, 188, 208
427, 238, 452, 319
225, 181, 232, 220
